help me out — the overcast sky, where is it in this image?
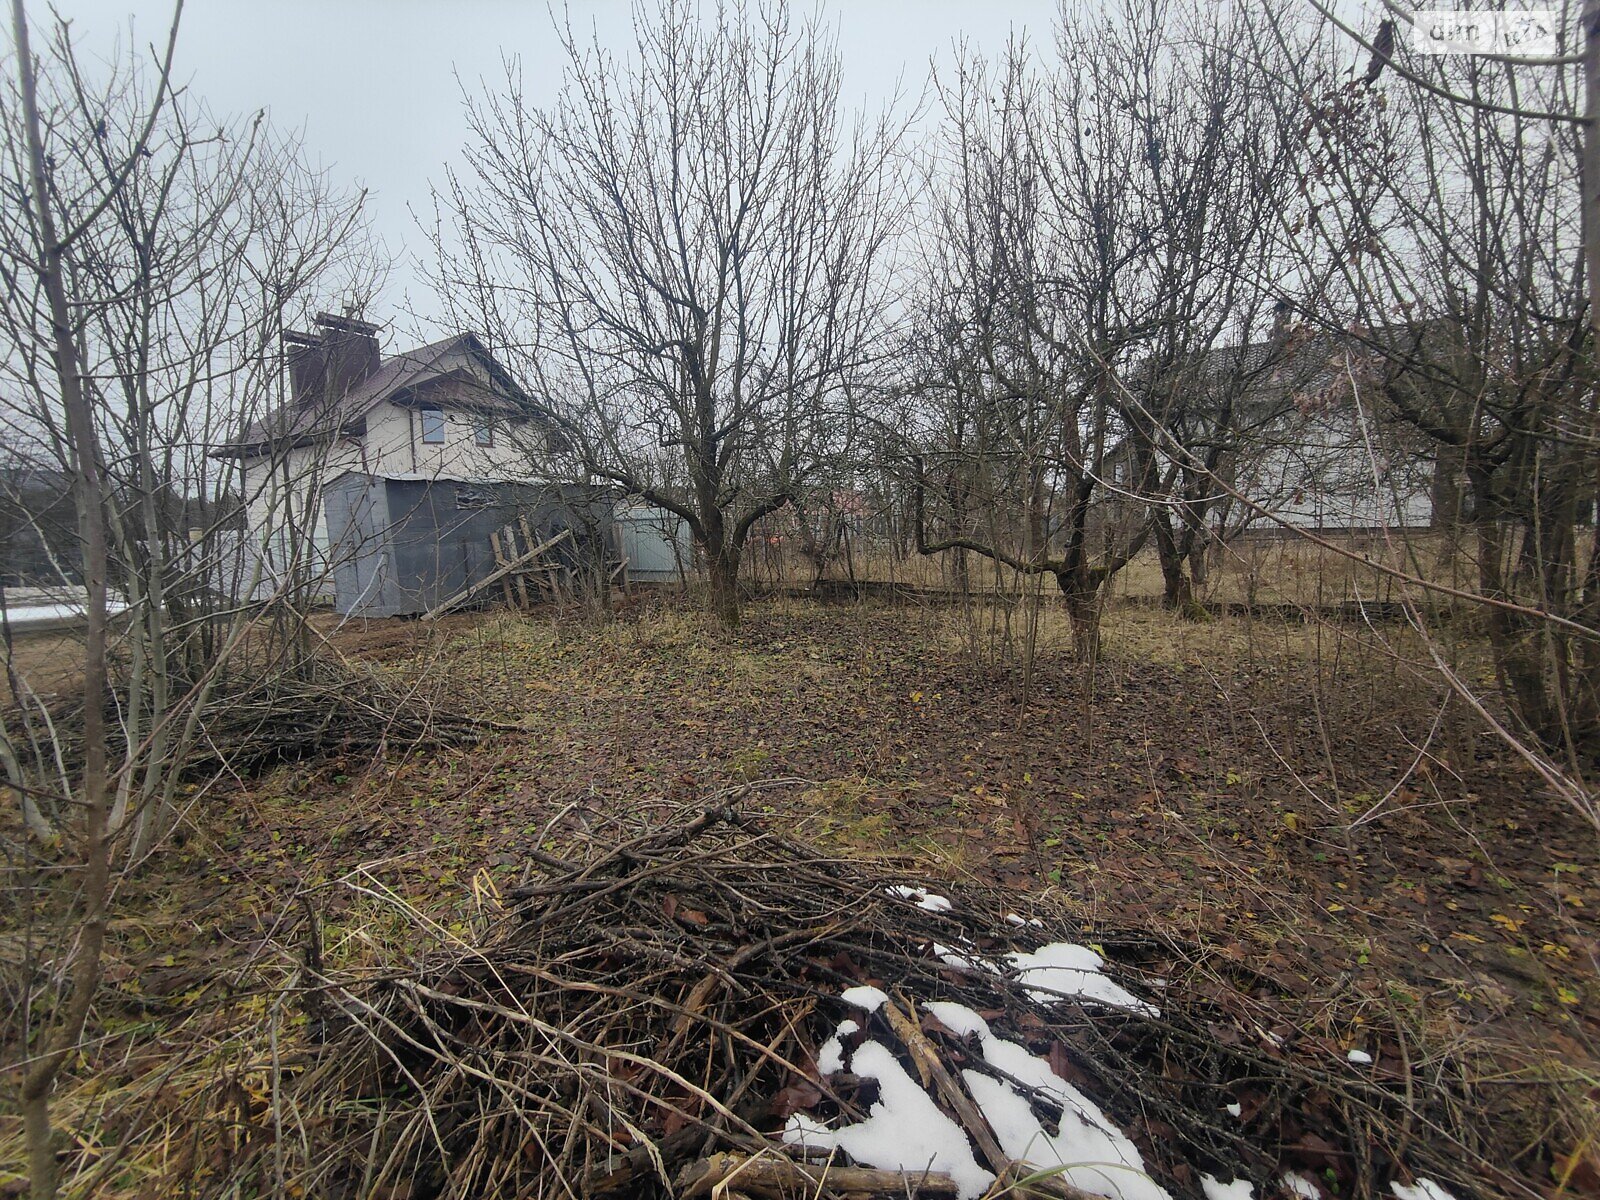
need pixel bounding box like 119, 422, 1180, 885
29, 0, 1055, 343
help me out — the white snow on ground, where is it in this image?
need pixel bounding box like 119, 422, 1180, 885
1005, 912, 1046, 928
885, 884, 954, 912
840, 985, 890, 1012
817, 1019, 860, 1075
798, 984, 1448, 1200
926, 1001, 1173, 1200
2, 598, 129, 629
931, 937, 1156, 1017
782, 1039, 995, 1200
1005, 943, 1161, 1017
1199, 1176, 1254, 1199
1224, 1103, 1242, 1119
1346, 1048, 1373, 1065
933, 942, 996, 974
1391, 1181, 1461, 1200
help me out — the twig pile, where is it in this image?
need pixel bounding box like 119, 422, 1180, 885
178, 654, 493, 775
8, 650, 491, 787
239, 805, 1501, 1200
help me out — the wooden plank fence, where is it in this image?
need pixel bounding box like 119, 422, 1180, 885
422, 524, 632, 621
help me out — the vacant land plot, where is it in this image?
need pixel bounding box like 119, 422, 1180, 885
5, 594, 1596, 1197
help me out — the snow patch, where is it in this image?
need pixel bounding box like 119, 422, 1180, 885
817, 1019, 860, 1075
1005, 912, 1046, 928
840, 986, 890, 1012
1005, 943, 1160, 1016
886, 884, 954, 913
1391, 1181, 1461, 1200
1224, 1103, 1242, 1119
932, 940, 1155, 1017
1, 597, 129, 629
1346, 1048, 1373, 1065
1283, 1171, 1320, 1198
1200, 1176, 1254, 1200
781, 1039, 995, 1200
926, 1001, 1172, 1200
933, 942, 996, 974
923, 1000, 989, 1040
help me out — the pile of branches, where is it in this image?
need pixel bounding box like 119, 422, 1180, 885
233, 804, 1504, 1200
6, 649, 491, 789
177, 653, 492, 775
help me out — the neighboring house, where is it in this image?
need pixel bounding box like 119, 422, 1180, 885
1116, 325, 1441, 537
214, 312, 607, 616
1230, 328, 1439, 533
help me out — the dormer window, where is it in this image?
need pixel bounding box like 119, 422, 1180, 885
474, 417, 495, 448
421, 405, 445, 445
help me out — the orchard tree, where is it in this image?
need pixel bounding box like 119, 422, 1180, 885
0, 5, 375, 1192
433, 0, 905, 626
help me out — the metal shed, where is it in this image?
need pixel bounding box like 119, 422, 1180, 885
613, 499, 692, 584
322, 473, 612, 617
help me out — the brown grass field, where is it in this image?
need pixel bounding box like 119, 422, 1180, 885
1, 550, 1597, 1197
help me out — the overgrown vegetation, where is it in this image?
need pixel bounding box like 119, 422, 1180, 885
4, 0, 1600, 1197
3, 594, 1595, 1197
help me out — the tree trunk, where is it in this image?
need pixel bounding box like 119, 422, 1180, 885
1187, 540, 1209, 590
1472, 473, 1556, 744
1152, 513, 1199, 616
1055, 570, 1101, 661
10, 3, 123, 1193
707, 547, 741, 629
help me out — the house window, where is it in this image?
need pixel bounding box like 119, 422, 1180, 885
474, 417, 494, 448
420, 405, 445, 445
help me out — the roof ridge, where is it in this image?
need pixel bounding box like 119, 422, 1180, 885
214, 331, 517, 457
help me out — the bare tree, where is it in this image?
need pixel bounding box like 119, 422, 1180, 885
0, 6, 375, 1192
906, 1, 1301, 654
431, 0, 906, 626
1262, 3, 1600, 793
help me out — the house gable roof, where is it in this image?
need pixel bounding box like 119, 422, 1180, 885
215, 332, 549, 459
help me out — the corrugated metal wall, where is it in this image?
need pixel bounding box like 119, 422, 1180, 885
614, 501, 691, 583
324, 474, 613, 616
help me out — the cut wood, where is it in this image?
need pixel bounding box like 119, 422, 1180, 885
582, 1126, 705, 1197
245, 806, 1491, 1200
490, 530, 515, 609
883, 993, 1009, 1179
503, 528, 530, 610
987, 1161, 1107, 1200
422, 528, 571, 619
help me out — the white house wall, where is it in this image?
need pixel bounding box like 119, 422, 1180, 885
237, 376, 550, 601
1233, 405, 1434, 531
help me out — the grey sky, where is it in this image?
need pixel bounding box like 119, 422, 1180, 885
34, 0, 1056, 341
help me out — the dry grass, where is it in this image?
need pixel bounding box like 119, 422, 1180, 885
752, 530, 1496, 611
1, 589, 1594, 1199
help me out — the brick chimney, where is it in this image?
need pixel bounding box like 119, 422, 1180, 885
1269, 299, 1293, 343
283, 312, 382, 409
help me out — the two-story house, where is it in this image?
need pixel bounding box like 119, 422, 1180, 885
215, 312, 604, 616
